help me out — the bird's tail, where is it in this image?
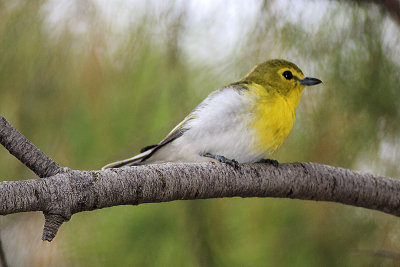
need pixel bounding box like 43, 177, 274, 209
102, 150, 152, 169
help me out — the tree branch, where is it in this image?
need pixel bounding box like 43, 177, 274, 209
0, 114, 399, 242
0, 116, 64, 178
0, 115, 69, 240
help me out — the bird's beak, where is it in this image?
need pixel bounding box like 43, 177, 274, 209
300, 77, 322, 86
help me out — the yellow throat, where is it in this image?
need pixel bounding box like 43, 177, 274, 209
236, 59, 321, 156
247, 82, 302, 155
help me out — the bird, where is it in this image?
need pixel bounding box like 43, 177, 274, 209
102, 59, 321, 169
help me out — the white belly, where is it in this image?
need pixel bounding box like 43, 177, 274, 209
146, 87, 267, 164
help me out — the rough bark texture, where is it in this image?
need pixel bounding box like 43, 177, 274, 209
0, 115, 69, 240
1, 114, 400, 242
1, 162, 400, 217
0, 116, 62, 178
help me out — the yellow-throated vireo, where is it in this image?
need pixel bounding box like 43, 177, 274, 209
103, 59, 321, 169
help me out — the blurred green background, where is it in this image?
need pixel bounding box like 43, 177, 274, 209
1, 0, 400, 266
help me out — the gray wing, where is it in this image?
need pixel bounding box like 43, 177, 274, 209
140, 84, 249, 161
102, 119, 190, 169
138, 113, 194, 162
102, 84, 249, 168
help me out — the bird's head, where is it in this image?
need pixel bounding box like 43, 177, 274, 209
241, 59, 322, 95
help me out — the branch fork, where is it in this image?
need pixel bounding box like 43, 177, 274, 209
0, 115, 71, 240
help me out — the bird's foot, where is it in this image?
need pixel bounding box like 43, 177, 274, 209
256, 158, 279, 168
202, 153, 239, 169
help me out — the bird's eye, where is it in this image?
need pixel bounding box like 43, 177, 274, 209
282, 71, 293, 80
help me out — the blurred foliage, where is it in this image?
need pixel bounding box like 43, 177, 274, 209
1, 0, 400, 266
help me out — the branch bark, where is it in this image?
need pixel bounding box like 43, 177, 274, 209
0, 116, 64, 178
0, 114, 399, 242
0, 115, 69, 241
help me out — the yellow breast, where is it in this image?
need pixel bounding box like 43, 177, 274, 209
246, 83, 302, 156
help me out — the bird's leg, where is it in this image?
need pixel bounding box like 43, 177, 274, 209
201, 152, 239, 169
256, 158, 279, 167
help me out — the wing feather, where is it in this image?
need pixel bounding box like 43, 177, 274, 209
102, 84, 249, 168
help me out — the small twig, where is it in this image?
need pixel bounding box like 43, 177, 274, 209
42, 214, 67, 242
0, 115, 62, 178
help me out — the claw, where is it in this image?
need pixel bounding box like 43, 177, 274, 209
202, 153, 240, 169
256, 158, 279, 168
